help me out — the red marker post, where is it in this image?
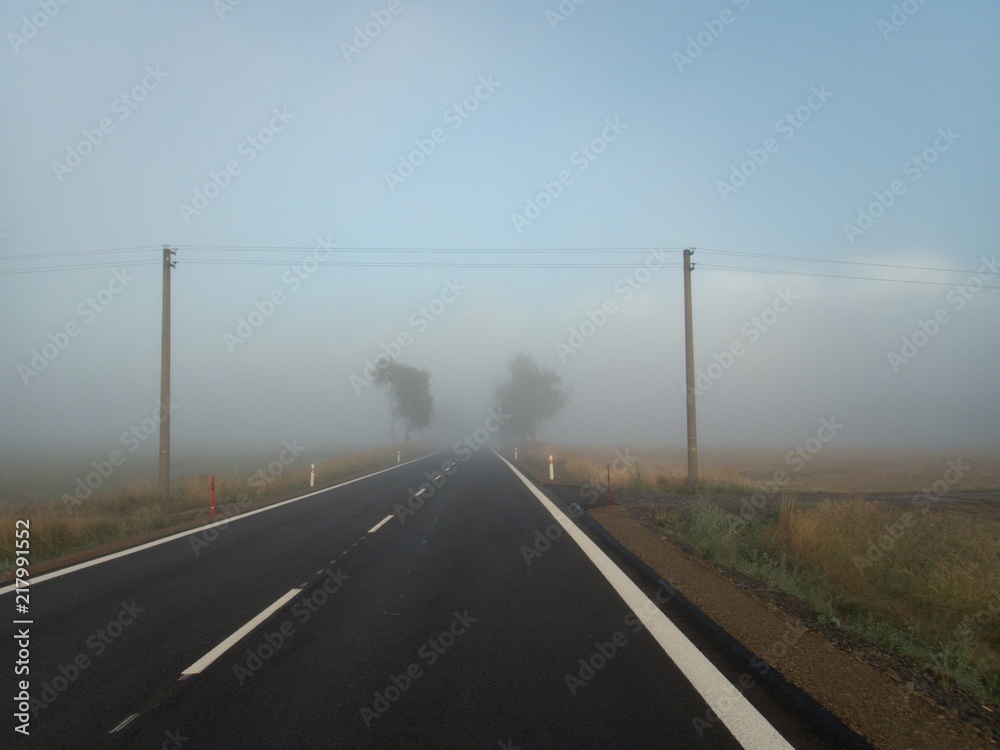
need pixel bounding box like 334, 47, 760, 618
210, 475, 216, 519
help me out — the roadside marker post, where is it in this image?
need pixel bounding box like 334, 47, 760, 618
548, 455, 554, 481
514, 446, 518, 460
210, 475, 215, 519
607, 464, 612, 509
310, 463, 315, 487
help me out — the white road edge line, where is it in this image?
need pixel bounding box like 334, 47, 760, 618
0, 453, 435, 596
496, 451, 793, 750
110, 713, 139, 733
368, 515, 394, 534
181, 588, 301, 676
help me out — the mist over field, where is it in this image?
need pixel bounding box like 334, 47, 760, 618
2, 2, 998, 502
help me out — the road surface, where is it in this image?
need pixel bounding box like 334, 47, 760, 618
3, 449, 863, 748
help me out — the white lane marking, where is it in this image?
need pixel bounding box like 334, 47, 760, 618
110, 713, 139, 733
368, 515, 394, 534
0, 453, 435, 596
414, 486, 428, 497
496, 452, 793, 750
181, 589, 301, 676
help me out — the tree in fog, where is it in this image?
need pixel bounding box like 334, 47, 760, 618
374, 361, 433, 443
494, 353, 570, 441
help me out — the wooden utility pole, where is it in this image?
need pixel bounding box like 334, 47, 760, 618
683, 247, 698, 489
158, 246, 176, 496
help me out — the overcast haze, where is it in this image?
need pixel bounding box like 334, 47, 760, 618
2, 1, 998, 484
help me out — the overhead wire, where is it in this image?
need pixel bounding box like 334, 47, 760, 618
178, 258, 681, 269
0, 244, 996, 289
179, 245, 690, 254
0, 245, 162, 261
696, 248, 989, 277
0, 260, 160, 276
695, 263, 1000, 290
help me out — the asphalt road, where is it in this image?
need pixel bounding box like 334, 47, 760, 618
3, 449, 858, 749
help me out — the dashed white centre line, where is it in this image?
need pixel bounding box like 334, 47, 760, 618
0, 453, 435, 597
368, 515, 394, 533
180, 588, 301, 676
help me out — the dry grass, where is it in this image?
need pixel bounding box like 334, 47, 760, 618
661, 495, 1000, 703
772, 497, 1000, 630
518, 443, 753, 494
0, 447, 406, 572
774, 497, 873, 594
517, 444, 1000, 494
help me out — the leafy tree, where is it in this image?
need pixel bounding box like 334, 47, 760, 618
374, 361, 433, 443
494, 353, 570, 442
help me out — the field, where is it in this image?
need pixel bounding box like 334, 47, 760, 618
526, 443, 1000, 494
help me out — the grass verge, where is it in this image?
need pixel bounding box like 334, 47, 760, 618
0, 446, 411, 574
659, 497, 1000, 706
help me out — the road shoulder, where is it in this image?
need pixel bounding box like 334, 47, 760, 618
588, 505, 996, 750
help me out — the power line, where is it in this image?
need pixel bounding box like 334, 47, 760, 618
0, 244, 995, 290
178, 258, 682, 269
697, 248, 988, 276
696, 263, 1000, 290
165, 244, 996, 278
0, 245, 160, 261
0, 260, 159, 276
179, 245, 689, 254
0, 245, 684, 273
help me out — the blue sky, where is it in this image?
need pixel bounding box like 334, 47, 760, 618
1, 1, 998, 477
